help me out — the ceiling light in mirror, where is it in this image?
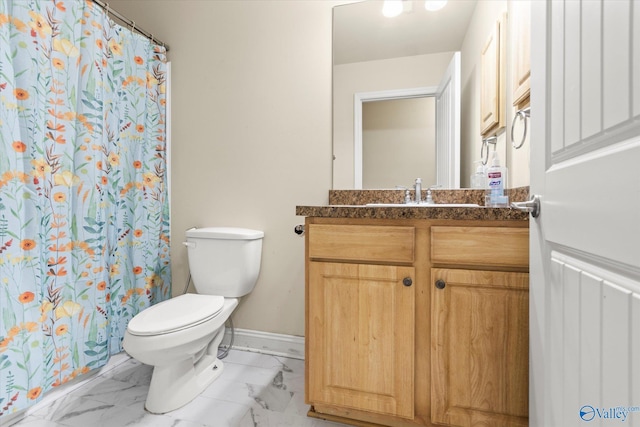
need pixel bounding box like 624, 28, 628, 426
382, 0, 403, 18
425, 0, 447, 12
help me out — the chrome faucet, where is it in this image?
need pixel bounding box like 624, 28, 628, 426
414, 178, 422, 204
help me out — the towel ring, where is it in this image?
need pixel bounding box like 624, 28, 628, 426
511, 107, 530, 149
480, 136, 497, 165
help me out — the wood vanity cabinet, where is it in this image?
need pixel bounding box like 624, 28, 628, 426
305, 218, 529, 427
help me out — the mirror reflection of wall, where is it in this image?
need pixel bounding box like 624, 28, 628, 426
362, 97, 436, 189
333, 51, 454, 189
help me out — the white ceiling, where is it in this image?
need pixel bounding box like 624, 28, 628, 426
333, 0, 478, 65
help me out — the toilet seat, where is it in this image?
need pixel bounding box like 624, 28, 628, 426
127, 294, 225, 336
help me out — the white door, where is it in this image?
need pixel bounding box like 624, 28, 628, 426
435, 51, 460, 189
529, 1, 640, 426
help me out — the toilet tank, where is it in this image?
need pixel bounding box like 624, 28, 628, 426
184, 227, 264, 297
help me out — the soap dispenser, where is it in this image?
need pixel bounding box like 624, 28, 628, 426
485, 151, 509, 207
471, 161, 487, 189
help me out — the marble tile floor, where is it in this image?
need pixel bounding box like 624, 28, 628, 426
7, 350, 350, 427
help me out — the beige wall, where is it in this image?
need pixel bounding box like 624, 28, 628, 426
362, 98, 436, 188
460, 0, 530, 188
333, 52, 455, 189
108, 1, 340, 336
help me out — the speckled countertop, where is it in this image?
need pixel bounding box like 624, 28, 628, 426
296, 187, 530, 221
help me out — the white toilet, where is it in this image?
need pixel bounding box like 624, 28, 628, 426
123, 227, 264, 414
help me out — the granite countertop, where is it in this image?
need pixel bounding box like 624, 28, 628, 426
295, 188, 530, 221
295, 205, 528, 221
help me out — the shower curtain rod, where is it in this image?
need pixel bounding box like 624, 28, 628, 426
92, 0, 170, 51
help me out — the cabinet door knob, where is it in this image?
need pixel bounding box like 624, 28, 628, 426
435, 279, 446, 289
403, 277, 413, 287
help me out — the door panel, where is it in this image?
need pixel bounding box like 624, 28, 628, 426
549, 253, 640, 426
436, 51, 460, 188
635, 3, 640, 116
581, 0, 602, 140
545, 143, 640, 268
530, 1, 640, 425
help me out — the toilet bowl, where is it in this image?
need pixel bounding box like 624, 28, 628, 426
123, 294, 238, 413
123, 227, 263, 414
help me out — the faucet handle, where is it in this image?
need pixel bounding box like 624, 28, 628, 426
425, 184, 441, 204
425, 189, 434, 204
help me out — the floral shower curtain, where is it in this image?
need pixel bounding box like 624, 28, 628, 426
0, 0, 170, 417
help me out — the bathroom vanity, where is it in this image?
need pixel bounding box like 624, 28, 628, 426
297, 192, 529, 427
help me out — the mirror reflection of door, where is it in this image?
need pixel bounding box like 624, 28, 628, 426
362, 97, 436, 189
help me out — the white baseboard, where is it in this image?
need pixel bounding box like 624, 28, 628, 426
222, 328, 305, 360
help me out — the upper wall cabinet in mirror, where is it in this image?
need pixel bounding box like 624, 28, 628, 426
511, 0, 531, 109
332, 0, 476, 190
480, 13, 506, 137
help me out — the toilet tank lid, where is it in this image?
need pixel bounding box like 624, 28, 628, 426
186, 227, 264, 240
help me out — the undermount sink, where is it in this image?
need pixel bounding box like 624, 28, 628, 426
365, 203, 481, 208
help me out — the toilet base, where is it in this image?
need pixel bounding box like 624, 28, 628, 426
123, 299, 239, 414
145, 354, 224, 414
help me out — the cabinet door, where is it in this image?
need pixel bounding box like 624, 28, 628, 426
480, 16, 506, 136
512, 0, 531, 108
308, 262, 415, 419
431, 268, 529, 427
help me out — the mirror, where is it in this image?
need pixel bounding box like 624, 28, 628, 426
332, 0, 476, 189
333, 0, 532, 190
